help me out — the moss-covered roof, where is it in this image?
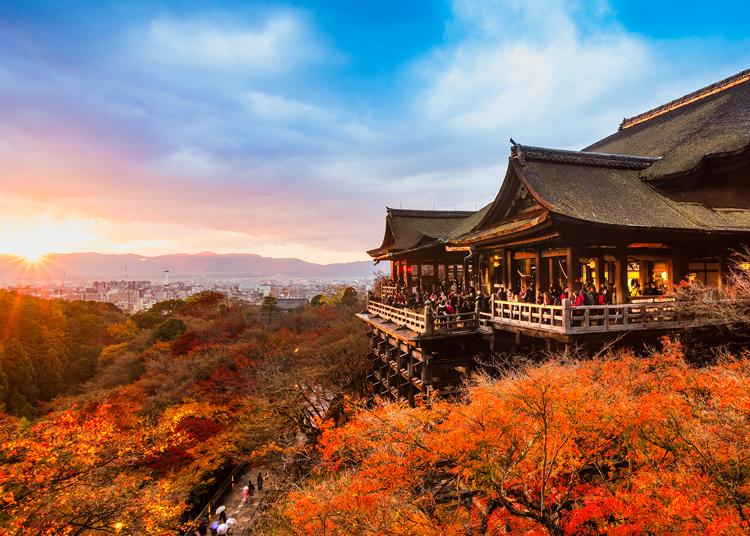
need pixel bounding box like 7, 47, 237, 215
586, 68, 750, 180
367, 68, 750, 257
367, 208, 484, 258
515, 146, 750, 232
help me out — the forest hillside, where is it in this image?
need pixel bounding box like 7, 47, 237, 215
0, 289, 367, 535
2, 286, 750, 535
271, 339, 750, 535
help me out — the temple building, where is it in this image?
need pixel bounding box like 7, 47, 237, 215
359, 67, 750, 402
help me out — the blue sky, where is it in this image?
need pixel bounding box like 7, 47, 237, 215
1, 0, 749, 263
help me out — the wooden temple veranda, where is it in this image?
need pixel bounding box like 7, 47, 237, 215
358, 67, 750, 403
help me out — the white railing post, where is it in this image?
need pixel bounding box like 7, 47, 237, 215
424, 305, 434, 337
561, 298, 571, 333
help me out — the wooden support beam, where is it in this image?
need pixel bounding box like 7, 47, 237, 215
566, 246, 580, 291
505, 250, 513, 290
719, 251, 729, 289
548, 256, 554, 290
534, 249, 542, 293
596, 255, 605, 290
616, 248, 629, 304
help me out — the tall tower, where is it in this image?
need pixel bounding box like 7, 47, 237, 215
164, 268, 170, 286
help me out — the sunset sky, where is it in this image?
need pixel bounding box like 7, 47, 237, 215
2, 0, 750, 263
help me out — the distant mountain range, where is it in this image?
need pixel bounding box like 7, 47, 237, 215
0, 252, 380, 282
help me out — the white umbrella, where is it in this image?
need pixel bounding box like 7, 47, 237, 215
217, 523, 229, 535
226, 518, 237, 526
215, 505, 226, 515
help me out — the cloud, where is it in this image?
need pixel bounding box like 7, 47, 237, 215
413, 1, 650, 148
146, 12, 325, 73
2, 1, 750, 263
243, 91, 328, 121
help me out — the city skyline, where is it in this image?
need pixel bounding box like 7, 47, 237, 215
2, 1, 750, 263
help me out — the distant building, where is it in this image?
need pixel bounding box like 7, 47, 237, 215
276, 297, 308, 310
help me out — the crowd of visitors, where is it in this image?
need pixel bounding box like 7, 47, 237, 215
372, 277, 654, 315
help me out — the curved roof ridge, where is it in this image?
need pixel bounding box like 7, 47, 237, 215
619, 67, 750, 130
511, 144, 659, 170
386, 208, 475, 218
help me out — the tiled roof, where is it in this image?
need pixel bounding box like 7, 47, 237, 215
586, 67, 750, 180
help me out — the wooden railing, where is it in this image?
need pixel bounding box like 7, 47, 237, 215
367, 300, 427, 333
366, 299, 477, 336
491, 299, 565, 330
433, 311, 479, 333
381, 285, 397, 298
488, 297, 688, 335
367, 296, 696, 337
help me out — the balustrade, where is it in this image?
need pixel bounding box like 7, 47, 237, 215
367, 296, 696, 337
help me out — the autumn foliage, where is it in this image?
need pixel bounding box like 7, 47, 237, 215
282, 339, 750, 535
0, 290, 368, 534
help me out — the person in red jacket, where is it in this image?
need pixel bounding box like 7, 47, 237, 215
572, 290, 585, 307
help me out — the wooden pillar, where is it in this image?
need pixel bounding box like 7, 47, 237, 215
616, 248, 629, 304
719, 250, 729, 289
596, 255, 605, 290
416, 262, 422, 291
534, 249, 542, 293
472, 254, 479, 291
548, 257, 554, 290
566, 246, 580, 291
638, 262, 648, 292
407, 348, 414, 407
671, 250, 686, 286
405, 260, 412, 290
463, 257, 470, 290
432, 261, 438, 290
505, 250, 513, 291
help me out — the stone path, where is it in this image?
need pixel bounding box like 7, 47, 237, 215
211, 465, 271, 535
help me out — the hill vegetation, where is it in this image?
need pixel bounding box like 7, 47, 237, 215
3, 281, 750, 535
0, 290, 125, 416
0, 290, 367, 535
272, 339, 750, 535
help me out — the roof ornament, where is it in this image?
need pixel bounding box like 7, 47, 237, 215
510, 138, 526, 165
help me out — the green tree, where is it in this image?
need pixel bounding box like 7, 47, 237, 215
106, 318, 138, 342
1, 338, 38, 416
340, 287, 358, 307
34, 339, 66, 401
152, 318, 188, 342
0, 358, 8, 412
261, 296, 279, 325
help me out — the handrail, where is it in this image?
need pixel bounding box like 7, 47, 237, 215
381, 285, 398, 297
367, 295, 747, 337
488, 298, 689, 335
366, 299, 477, 336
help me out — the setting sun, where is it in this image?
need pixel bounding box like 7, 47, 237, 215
0, 212, 100, 262
15, 248, 49, 264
